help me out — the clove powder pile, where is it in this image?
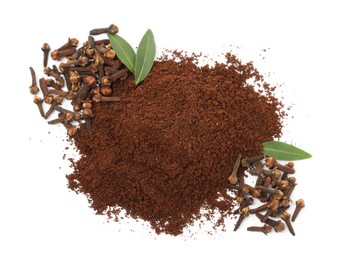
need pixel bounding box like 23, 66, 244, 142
67, 51, 285, 235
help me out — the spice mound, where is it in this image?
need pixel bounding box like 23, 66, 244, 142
67, 51, 284, 235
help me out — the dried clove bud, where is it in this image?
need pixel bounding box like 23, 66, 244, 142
67, 126, 77, 137
292, 199, 305, 222
89, 24, 119, 35
228, 155, 241, 185
234, 206, 249, 231
57, 38, 79, 51
41, 43, 51, 67
29, 67, 39, 94
255, 213, 285, 232
92, 94, 120, 103
266, 157, 295, 174
51, 47, 77, 61
33, 96, 44, 117
247, 224, 272, 235
44, 95, 54, 104
241, 155, 264, 168
281, 211, 295, 236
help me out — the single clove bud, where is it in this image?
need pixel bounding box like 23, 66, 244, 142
89, 24, 119, 35
249, 201, 271, 214
234, 206, 249, 231
292, 199, 305, 222
51, 47, 77, 61
228, 155, 242, 184
61, 120, 77, 137
41, 43, 51, 67
255, 213, 285, 232
281, 211, 295, 236
33, 96, 44, 117
39, 77, 49, 97
241, 155, 264, 168
29, 67, 39, 94
92, 94, 120, 103
247, 224, 272, 235
266, 157, 295, 174
57, 38, 79, 51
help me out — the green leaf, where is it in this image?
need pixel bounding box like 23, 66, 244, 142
108, 33, 136, 73
135, 29, 156, 85
263, 141, 312, 161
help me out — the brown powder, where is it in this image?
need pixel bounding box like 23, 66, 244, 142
67, 51, 284, 235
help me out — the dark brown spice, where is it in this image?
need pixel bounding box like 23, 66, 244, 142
89, 24, 118, 35
41, 43, 50, 67
247, 224, 272, 235
29, 67, 39, 94
33, 96, 44, 117
66, 51, 284, 235
292, 199, 305, 222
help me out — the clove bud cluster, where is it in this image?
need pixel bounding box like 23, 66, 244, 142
28, 24, 126, 137
229, 156, 305, 235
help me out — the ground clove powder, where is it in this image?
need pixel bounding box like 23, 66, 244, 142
67, 51, 285, 235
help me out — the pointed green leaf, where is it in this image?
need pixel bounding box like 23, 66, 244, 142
263, 141, 312, 161
135, 29, 156, 85
108, 33, 136, 73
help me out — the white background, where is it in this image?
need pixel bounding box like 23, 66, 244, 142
1, 0, 345, 259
